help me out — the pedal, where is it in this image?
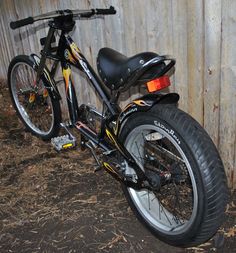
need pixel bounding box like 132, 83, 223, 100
51, 134, 76, 151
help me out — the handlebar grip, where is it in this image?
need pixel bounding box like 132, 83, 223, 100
95, 6, 116, 15
80, 10, 95, 18
10, 17, 34, 29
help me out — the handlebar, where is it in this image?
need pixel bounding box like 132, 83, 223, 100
10, 6, 116, 30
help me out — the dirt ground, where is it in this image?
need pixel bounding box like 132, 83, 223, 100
0, 79, 235, 253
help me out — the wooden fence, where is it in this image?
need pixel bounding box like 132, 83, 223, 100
0, 0, 235, 188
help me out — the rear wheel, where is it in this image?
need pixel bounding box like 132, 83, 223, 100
119, 105, 228, 247
8, 55, 61, 140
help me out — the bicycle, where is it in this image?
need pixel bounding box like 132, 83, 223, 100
8, 6, 228, 247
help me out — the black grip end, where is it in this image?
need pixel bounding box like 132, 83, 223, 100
95, 6, 116, 15
10, 17, 34, 29
108, 6, 116, 14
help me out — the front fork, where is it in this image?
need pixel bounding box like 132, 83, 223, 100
36, 27, 55, 83
61, 62, 79, 123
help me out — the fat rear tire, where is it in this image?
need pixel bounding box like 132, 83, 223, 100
119, 104, 228, 247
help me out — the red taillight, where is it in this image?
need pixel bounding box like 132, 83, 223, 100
146, 75, 170, 92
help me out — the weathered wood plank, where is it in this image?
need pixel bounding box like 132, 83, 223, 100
234, 138, 236, 188
186, 0, 204, 124
203, 0, 222, 146
171, 0, 188, 111
219, 0, 236, 188
0, 16, 8, 78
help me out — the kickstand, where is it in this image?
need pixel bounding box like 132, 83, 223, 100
85, 141, 102, 172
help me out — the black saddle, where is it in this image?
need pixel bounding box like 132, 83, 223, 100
97, 48, 172, 90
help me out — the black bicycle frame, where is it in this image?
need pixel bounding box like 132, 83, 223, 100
32, 24, 147, 186
33, 18, 178, 188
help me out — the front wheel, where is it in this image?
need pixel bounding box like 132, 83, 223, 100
8, 55, 61, 140
119, 105, 228, 247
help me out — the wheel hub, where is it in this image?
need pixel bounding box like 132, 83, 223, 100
145, 170, 161, 191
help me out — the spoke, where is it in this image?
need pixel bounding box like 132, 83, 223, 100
157, 190, 185, 228
149, 142, 185, 163
132, 152, 150, 166
159, 199, 172, 226
159, 200, 161, 220
135, 141, 144, 165
148, 190, 151, 210
168, 183, 189, 225
140, 192, 148, 198
151, 195, 157, 202
133, 142, 169, 171
169, 222, 184, 232
173, 215, 184, 226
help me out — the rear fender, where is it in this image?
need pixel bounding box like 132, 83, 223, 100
115, 93, 179, 135
30, 54, 61, 100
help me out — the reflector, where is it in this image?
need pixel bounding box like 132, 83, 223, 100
146, 75, 170, 92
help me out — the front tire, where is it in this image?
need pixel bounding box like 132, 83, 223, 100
8, 55, 61, 140
119, 105, 228, 247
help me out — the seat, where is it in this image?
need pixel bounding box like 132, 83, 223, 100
97, 48, 165, 90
